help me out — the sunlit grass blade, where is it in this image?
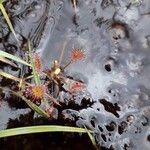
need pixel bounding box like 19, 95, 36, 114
0, 50, 31, 66
12, 92, 50, 118
0, 71, 31, 86
25, 75, 34, 80
18, 78, 25, 90
0, 2, 19, 43
0, 86, 49, 118
0, 71, 21, 82
28, 40, 41, 85
0, 56, 18, 67
0, 0, 4, 4
0, 125, 91, 138
84, 126, 99, 150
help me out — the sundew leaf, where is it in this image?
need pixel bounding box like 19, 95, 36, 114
0, 125, 90, 138
0, 3, 19, 42
0, 50, 31, 66
28, 40, 41, 85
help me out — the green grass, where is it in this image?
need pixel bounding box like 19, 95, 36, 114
0, 50, 31, 66
0, 71, 21, 82
0, 45, 51, 118
0, 3, 99, 149
13, 91, 50, 118
0, 56, 18, 67
0, 1, 19, 42
0, 125, 91, 138
85, 126, 99, 150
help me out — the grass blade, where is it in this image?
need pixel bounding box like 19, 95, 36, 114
0, 0, 4, 4
0, 71, 21, 82
84, 126, 99, 150
12, 92, 50, 118
0, 125, 90, 138
0, 56, 18, 67
23, 98, 49, 118
0, 71, 31, 86
0, 50, 31, 66
0, 86, 49, 118
0, 3, 19, 42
